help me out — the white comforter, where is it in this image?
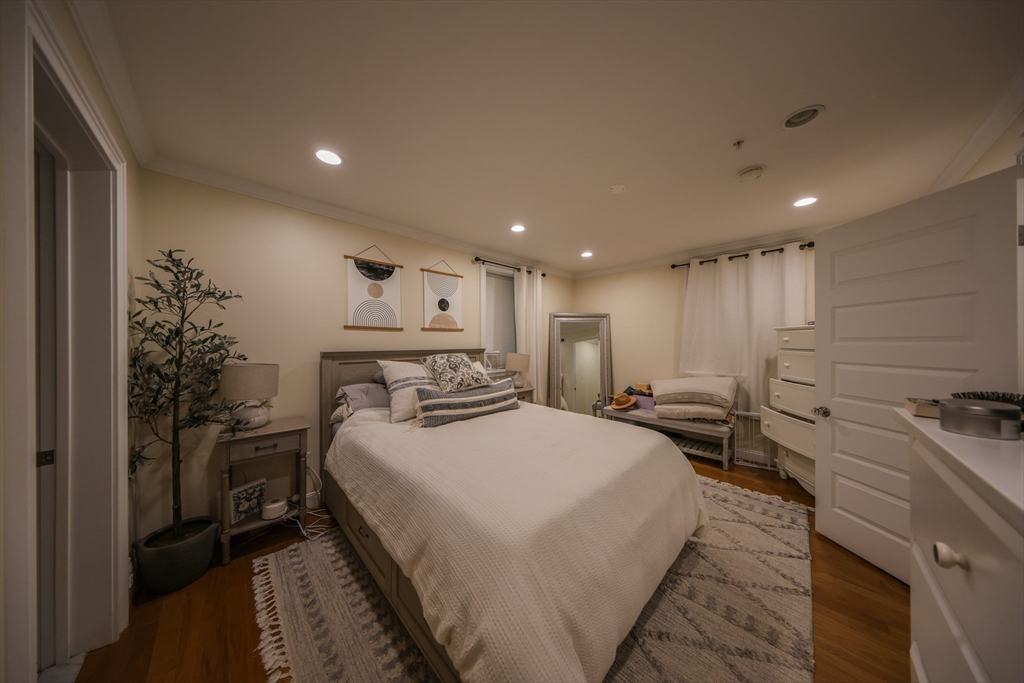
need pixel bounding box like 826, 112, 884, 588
326, 403, 708, 683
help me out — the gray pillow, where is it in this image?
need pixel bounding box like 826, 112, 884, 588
415, 379, 519, 427
423, 353, 491, 393
336, 383, 390, 413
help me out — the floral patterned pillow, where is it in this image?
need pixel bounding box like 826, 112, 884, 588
423, 353, 492, 393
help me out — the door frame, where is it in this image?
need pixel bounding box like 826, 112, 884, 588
1, 1, 129, 679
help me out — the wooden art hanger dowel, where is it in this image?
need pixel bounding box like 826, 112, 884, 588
344, 255, 404, 269
420, 267, 463, 278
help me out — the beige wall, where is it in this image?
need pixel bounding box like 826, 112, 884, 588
572, 265, 689, 393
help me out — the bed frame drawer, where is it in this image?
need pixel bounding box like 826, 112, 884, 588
760, 405, 815, 458
778, 350, 815, 385
777, 328, 815, 351
344, 499, 392, 588
769, 378, 815, 420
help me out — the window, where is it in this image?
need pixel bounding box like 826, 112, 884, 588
482, 270, 516, 366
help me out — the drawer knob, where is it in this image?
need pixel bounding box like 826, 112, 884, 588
357, 525, 370, 539
774, 392, 781, 397
783, 362, 791, 368
763, 421, 771, 428
782, 336, 790, 342
933, 542, 969, 570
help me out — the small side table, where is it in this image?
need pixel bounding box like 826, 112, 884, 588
514, 383, 535, 404
218, 416, 310, 564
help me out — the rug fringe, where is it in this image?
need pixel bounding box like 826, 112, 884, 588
252, 555, 294, 683
698, 474, 815, 513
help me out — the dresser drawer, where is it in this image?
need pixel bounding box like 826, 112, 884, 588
769, 378, 815, 420
760, 405, 815, 459
910, 441, 1024, 682
910, 541, 982, 683
778, 350, 815, 385
345, 500, 392, 588
229, 433, 301, 463
777, 328, 815, 351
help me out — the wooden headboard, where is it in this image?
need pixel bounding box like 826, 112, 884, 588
319, 348, 486, 474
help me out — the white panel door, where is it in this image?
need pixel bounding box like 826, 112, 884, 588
815, 166, 1021, 583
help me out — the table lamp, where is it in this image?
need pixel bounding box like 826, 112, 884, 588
505, 352, 530, 388
219, 362, 279, 429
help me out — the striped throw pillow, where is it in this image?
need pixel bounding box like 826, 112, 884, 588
415, 379, 519, 427
378, 360, 442, 423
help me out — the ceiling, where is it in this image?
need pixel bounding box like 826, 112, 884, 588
95, 1, 1024, 275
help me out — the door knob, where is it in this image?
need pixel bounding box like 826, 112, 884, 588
812, 406, 831, 417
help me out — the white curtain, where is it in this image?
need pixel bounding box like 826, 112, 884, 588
679, 241, 808, 412
514, 269, 545, 404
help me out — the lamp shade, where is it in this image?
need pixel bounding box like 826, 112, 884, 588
505, 352, 530, 374
219, 363, 279, 400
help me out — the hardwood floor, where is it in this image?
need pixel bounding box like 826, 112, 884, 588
78, 459, 910, 683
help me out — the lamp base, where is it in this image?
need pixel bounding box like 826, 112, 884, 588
233, 402, 270, 430
512, 372, 526, 388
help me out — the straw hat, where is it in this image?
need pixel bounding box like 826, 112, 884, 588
610, 393, 637, 410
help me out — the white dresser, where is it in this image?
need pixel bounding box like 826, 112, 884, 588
760, 325, 816, 495
894, 409, 1023, 683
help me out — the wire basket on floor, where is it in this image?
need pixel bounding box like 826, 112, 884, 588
733, 411, 776, 470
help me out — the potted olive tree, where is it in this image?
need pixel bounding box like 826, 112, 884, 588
129, 249, 245, 594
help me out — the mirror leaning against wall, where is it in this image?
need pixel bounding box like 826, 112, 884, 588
547, 313, 612, 415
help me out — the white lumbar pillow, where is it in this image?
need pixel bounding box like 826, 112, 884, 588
378, 360, 441, 423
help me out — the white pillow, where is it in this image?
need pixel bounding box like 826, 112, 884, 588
654, 403, 730, 421
378, 360, 441, 423
651, 376, 737, 409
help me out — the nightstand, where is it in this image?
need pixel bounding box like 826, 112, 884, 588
515, 383, 535, 404
217, 416, 310, 564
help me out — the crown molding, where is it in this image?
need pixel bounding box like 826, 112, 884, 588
575, 226, 823, 279
66, 0, 153, 163
930, 66, 1024, 193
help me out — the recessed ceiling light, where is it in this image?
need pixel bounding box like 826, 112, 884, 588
781, 105, 825, 130
793, 197, 818, 207
510, 225, 525, 232
581, 251, 593, 258
315, 150, 342, 165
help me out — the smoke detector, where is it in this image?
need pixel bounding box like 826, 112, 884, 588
608, 184, 626, 194
781, 105, 825, 130
737, 165, 766, 182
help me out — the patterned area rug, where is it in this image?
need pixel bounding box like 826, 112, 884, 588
252, 476, 813, 683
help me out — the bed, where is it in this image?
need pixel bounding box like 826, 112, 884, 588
319, 349, 709, 683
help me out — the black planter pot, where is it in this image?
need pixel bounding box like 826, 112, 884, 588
132, 516, 220, 595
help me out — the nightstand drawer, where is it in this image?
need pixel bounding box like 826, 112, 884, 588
229, 433, 301, 463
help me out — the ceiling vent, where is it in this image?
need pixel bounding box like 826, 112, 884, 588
738, 165, 765, 182
781, 105, 825, 130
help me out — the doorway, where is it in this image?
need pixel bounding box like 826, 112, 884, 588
0, 3, 130, 677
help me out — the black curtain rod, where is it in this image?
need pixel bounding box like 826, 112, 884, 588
671, 240, 815, 268
474, 256, 546, 277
